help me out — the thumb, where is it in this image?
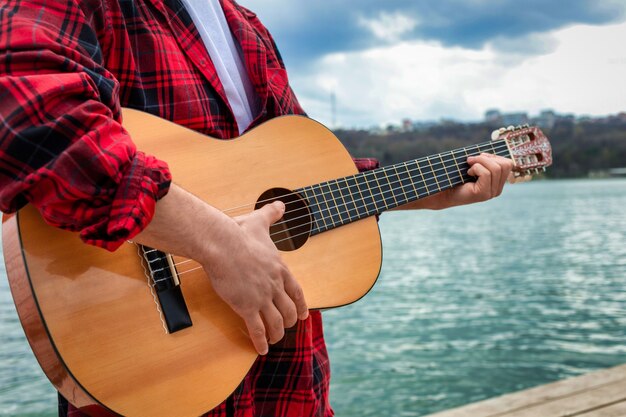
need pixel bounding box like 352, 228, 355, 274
256, 201, 285, 227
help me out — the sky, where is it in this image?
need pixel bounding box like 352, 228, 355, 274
243, 0, 626, 128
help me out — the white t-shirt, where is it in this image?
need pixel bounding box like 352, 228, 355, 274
180, 0, 259, 134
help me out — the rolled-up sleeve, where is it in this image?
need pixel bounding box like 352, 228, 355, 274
0, 0, 171, 251
352, 157, 380, 173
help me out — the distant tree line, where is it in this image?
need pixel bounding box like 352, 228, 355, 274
334, 118, 626, 178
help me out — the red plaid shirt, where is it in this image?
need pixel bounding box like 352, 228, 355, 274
0, 1, 378, 416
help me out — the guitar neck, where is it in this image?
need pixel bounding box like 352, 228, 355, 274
299, 139, 511, 235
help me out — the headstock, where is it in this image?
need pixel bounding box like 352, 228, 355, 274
491, 124, 552, 181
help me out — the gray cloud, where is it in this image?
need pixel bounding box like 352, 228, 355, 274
243, 0, 626, 67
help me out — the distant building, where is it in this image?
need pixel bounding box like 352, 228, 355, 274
385, 123, 401, 134
367, 125, 385, 135
485, 109, 530, 127
401, 118, 413, 132
535, 110, 556, 129
557, 114, 576, 123
501, 112, 529, 127
485, 109, 501, 124
412, 121, 438, 132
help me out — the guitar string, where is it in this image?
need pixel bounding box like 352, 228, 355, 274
242, 143, 512, 232
151, 162, 484, 281
149, 163, 474, 283
146, 143, 514, 278
144, 142, 521, 280
220, 141, 513, 219
168, 157, 468, 278
218, 140, 513, 216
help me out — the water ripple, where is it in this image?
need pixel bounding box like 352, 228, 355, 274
325, 179, 626, 416
1, 180, 626, 416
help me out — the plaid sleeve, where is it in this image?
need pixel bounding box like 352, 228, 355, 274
352, 157, 380, 172
0, 0, 171, 251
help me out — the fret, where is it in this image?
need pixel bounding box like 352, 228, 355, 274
462, 147, 477, 183
456, 149, 472, 184
371, 171, 391, 210
381, 168, 399, 207
476, 142, 496, 155
426, 156, 442, 192
450, 150, 465, 184
494, 139, 511, 158
356, 173, 378, 215
329, 179, 349, 224
320, 182, 340, 227
438, 154, 454, 189
304, 139, 515, 236
305, 186, 328, 231
346, 175, 369, 219
341, 178, 359, 220
389, 165, 408, 205
300, 187, 322, 233
417, 158, 438, 195
446, 153, 465, 186
406, 160, 428, 199
313, 183, 335, 229
398, 162, 418, 202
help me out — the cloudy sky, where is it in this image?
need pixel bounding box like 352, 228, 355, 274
243, 0, 626, 128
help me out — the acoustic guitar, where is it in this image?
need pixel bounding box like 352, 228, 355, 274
2, 109, 552, 417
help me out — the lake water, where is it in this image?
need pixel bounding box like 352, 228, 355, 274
1, 179, 626, 416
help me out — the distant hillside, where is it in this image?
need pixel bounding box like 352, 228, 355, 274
334, 118, 626, 178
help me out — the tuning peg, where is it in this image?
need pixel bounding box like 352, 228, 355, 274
492, 125, 518, 140
542, 167, 546, 172
492, 126, 509, 140
509, 172, 532, 184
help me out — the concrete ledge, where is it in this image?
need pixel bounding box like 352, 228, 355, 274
425, 364, 626, 417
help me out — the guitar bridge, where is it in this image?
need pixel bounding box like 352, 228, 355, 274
140, 245, 193, 333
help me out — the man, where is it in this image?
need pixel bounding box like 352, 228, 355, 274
0, 0, 513, 416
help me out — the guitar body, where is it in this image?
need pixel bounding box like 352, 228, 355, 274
3, 110, 382, 417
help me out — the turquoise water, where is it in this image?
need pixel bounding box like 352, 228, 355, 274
1, 179, 626, 416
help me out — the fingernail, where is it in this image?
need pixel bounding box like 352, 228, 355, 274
260, 347, 268, 355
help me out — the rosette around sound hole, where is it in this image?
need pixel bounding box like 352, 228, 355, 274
255, 188, 312, 251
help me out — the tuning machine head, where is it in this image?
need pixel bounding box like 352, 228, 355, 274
492, 125, 553, 180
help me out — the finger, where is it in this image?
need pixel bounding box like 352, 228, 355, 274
245, 314, 269, 355
481, 156, 502, 196
284, 273, 309, 321
482, 154, 513, 189
486, 155, 514, 194
273, 291, 298, 328
261, 305, 285, 344
499, 158, 515, 191
256, 201, 285, 227
470, 154, 500, 197
466, 163, 491, 201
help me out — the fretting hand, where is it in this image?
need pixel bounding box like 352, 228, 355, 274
400, 153, 515, 210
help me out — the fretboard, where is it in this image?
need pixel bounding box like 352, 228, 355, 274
298, 140, 510, 235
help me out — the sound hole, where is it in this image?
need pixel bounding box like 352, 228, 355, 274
255, 188, 311, 251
